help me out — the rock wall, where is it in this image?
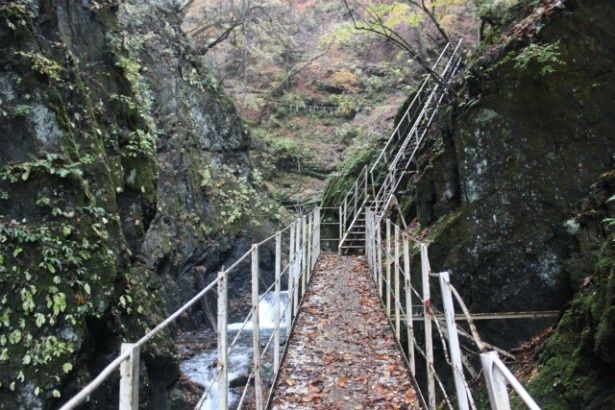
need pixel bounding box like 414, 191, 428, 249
524, 169, 615, 409
0, 0, 282, 408
405, 0, 615, 346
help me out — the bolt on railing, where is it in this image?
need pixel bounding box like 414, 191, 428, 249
59, 207, 322, 410
364, 208, 542, 410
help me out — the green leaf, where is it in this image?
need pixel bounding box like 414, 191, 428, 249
35, 313, 46, 328
22, 354, 31, 365
13, 247, 23, 258
0, 311, 9, 327
62, 362, 73, 373
52, 293, 67, 316
9, 329, 21, 344
52, 389, 61, 398
603, 217, 615, 227
83, 283, 91, 295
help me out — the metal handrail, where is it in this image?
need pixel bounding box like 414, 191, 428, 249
364, 210, 543, 410
373, 40, 463, 216
60, 208, 323, 410
369, 42, 452, 175
335, 41, 463, 250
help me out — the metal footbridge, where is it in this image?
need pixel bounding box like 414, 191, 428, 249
59, 41, 549, 410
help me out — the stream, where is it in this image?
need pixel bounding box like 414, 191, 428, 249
181, 291, 289, 409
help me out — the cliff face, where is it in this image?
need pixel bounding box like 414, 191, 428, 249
0, 0, 281, 408
406, 0, 615, 345
522, 170, 615, 410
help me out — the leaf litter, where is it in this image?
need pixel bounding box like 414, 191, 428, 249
271, 254, 419, 409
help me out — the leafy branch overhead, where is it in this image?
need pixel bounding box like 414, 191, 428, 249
341, 0, 451, 77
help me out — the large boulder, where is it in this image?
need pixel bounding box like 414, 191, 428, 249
412, 0, 615, 346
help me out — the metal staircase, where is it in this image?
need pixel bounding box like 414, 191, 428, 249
337, 40, 463, 253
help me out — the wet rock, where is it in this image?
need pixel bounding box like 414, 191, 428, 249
411, 0, 615, 346
0, 0, 281, 408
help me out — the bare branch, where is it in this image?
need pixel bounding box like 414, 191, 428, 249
408, 0, 449, 42
342, 0, 444, 81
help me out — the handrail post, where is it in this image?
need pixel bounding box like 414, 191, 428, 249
439, 271, 470, 410
301, 215, 308, 297
316, 206, 321, 261
403, 235, 415, 375
366, 209, 373, 277
119, 343, 139, 410
273, 232, 282, 373
306, 213, 312, 283
484, 352, 541, 410
313, 207, 320, 266
294, 219, 301, 314
377, 216, 383, 298
394, 225, 401, 339
364, 166, 368, 199
365, 209, 371, 271
338, 206, 343, 254
370, 170, 377, 203
251, 245, 263, 410
343, 198, 347, 228
354, 181, 358, 216
386, 219, 392, 315
311, 210, 316, 270
287, 223, 295, 327
217, 270, 228, 410
481, 351, 511, 410
420, 243, 436, 409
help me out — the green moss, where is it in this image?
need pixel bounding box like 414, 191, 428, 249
0, 175, 118, 398
197, 162, 286, 238
252, 128, 313, 171
526, 236, 615, 409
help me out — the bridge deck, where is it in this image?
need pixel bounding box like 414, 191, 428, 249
271, 254, 419, 409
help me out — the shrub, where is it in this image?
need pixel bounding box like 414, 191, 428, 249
513, 41, 564, 77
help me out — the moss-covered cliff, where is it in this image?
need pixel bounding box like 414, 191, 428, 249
322, 0, 614, 349
0, 0, 284, 408
411, 0, 615, 347
522, 170, 615, 409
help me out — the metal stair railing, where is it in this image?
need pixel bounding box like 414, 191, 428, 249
368, 42, 453, 194
374, 40, 463, 216
336, 40, 463, 250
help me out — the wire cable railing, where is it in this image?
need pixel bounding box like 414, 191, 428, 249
59, 208, 322, 410
364, 208, 543, 410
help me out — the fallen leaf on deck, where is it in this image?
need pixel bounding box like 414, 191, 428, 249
271, 255, 419, 409
405, 388, 416, 403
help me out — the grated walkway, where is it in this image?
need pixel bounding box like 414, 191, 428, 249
271, 254, 419, 409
